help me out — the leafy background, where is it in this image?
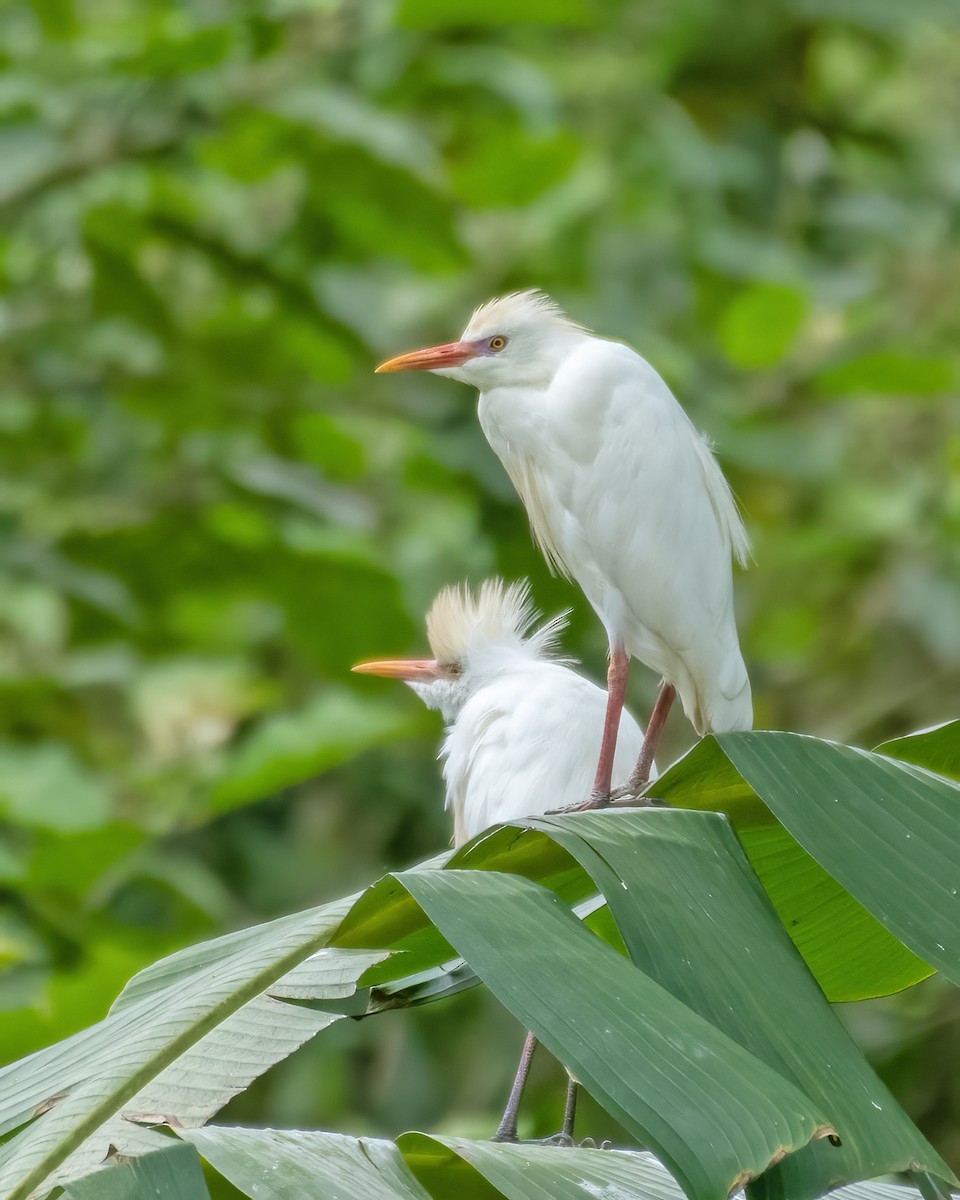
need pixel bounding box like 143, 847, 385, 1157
0, 0, 958, 1186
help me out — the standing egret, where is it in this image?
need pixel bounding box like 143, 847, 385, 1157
377, 291, 751, 803
353, 577, 648, 1141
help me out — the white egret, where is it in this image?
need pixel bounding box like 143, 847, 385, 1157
353, 577, 648, 1140
351, 578, 647, 850
377, 291, 751, 802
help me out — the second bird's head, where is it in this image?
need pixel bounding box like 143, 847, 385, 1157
352, 579, 569, 723
375, 290, 588, 389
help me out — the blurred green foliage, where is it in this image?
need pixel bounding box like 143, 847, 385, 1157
0, 0, 958, 1178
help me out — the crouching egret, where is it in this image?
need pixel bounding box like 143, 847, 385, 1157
377, 291, 752, 803
353, 577, 649, 1141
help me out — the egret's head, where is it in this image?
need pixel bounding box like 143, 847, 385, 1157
352, 579, 568, 722
375, 290, 588, 389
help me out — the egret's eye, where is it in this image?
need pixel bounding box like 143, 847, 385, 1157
489, 335, 507, 351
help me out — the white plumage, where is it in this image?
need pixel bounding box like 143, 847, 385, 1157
353, 580, 647, 846
378, 291, 752, 744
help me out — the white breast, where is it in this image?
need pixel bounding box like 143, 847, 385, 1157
478, 338, 752, 735
441, 659, 647, 845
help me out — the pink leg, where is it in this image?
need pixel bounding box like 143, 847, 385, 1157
628, 682, 675, 791
591, 646, 630, 803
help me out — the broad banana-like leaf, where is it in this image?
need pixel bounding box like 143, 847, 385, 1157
704, 733, 960, 985
5, 749, 957, 1200
185, 1127, 431, 1200
396, 867, 833, 1200
406, 1137, 935, 1200
0, 897, 386, 1200
183, 1125, 934, 1200
60, 1143, 209, 1200
651, 734, 938, 999
442, 811, 956, 1200
876, 720, 960, 783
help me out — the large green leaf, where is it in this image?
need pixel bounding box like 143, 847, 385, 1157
651, 737, 933, 1000
710, 732, 960, 985
0, 898, 386, 1200
876, 721, 960, 783
456, 811, 953, 1200
401, 1137, 931, 1200
401, 1136, 690, 1200
194, 1128, 770, 1200
393, 867, 831, 1200
184, 1126, 936, 1200
0, 842, 573, 1199
110, 892, 366, 1010
5, 782, 954, 1200
185, 1127, 432, 1200
60, 1143, 210, 1200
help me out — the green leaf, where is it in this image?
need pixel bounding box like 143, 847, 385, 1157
211, 690, 420, 812
24, 823, 145, 893
875, 721, 960, 783
656, 732, 960, 989
401, 1138, 931, 1200
0, 898, 384, 1199
185, 1126, 432, 1200
458, 812, 952, 1200
396, 0, 593, 28
86, 227, 174, 338
0, 745, 110, 834
115, 27, 234, 78
0, 125, 63, 207
711, 732, 960, 985
112, 891, 371, 1010
401, 1137, 672, 1200
717, 284, 809, 369
334, 833, 595, 987
396, 868, 831, 1200
816, 351, 955, 397
61, 1142, 210, 1200
652, 738, 932, 1000
184, 1129, 940, 1200
449, 126, 580, 207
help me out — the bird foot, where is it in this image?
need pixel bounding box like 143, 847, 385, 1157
517, 1134, 615, 1150
607, 784, 657, 808
527, 1132, 576, 1147
547, 789, 611, 816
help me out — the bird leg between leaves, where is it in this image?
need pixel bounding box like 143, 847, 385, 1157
494, 1045, 610, 1150
561, 1074, 579, 1141
524, 1074, 582, 1148
492, 1030, 538, 1143
492, 1036, 585, 1149
629, 682, 675, 791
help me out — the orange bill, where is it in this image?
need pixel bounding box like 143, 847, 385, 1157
351, 658, 440, 681
375, 341, 477, 373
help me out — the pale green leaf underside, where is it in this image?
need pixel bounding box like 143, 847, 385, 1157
185, 1126, 936, 1200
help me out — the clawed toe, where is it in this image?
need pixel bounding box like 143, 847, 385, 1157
527, 1132, 576, 1147
520, 1134, 615, 1150
607, 784, 634, 803
547, 791, 611, 815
